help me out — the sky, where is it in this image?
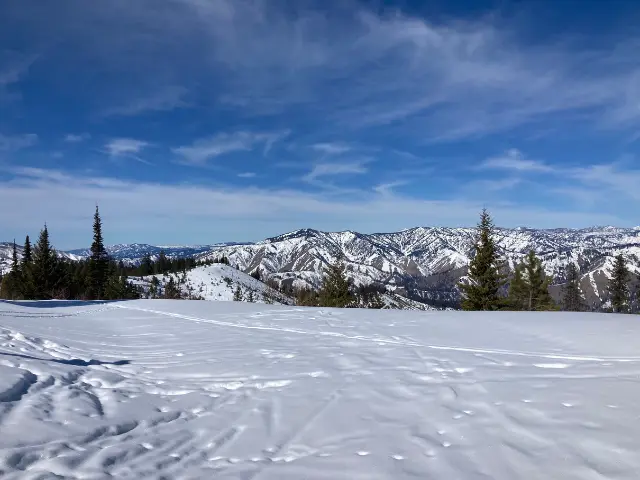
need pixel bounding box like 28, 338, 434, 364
1, 0, 640, 249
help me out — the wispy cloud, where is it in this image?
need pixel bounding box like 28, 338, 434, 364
480, 149, 553, 172
0, 53, 37, 103
103, 85, 189, 117
0, 133, 38, 151
1, 167, 628, 248
311, 143, 353, 155
303, 161, 370, 183
64, 133, 91, 143
173, 131, 289, 165
237, 172, 256, 178
104, 138, 151, 164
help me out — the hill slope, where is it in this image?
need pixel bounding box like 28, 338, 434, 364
0, 300, 638, 478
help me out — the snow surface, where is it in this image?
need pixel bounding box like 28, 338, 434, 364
0, 300, 639, 479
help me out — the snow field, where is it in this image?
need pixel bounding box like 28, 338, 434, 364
0, 300, 639, 479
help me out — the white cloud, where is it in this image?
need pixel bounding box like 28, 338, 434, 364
0, 133, 38, 151
1, 167, 628, 248
105, 138, 149, 156
481, 149, 553, 172
303, 161, 369, 182
173, 131, 288, 165
311, 143, 353, 155
237, 172, 256, 178
64, 133, 91, 143
103, 85, 189, 117
0, 53, 37, 102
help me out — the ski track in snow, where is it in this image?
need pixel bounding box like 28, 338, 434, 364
0, 300, 639, 479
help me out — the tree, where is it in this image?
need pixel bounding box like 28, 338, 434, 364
318, 258, 354, 308
141, 253, 153, 276
163, 276, 182, 299
246, 289, 255, 302
608, 254, 629, 313
87, 206, 110, 299
233, 285, 243, 301
562, 263, 585, 312
31, 224, 61, 299
507, 251, 556, 311
458, 209, 507, 311
23, 235, 32, 263
0, 241, 20, 299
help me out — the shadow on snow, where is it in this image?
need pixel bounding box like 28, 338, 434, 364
0, 352, 131, 367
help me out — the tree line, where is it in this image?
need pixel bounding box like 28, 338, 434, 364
458, 209, 638, 313
0, 207, 139, 301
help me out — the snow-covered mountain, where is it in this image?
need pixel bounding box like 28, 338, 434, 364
65, 243, 249, 264
3, 226, 639, 308
0, 242, 81, 274
200, 226, 640, 308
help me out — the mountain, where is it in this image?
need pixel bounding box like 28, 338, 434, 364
65, 243, 250, 264
3, 226, 639, 309
200, 226, 640, 309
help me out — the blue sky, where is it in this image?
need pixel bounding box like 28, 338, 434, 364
1, 0, 639, 248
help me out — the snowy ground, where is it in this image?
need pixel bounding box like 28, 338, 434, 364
0, 300, 639, 479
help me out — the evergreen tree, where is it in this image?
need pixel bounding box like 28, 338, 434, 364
163, 276, 182, 299
23, 235, 32, 263
31, 224, 61, 299
233, 285, 243, 301
507, 251, 556, 311
20, 234, 35, 299
458, 209, 507, 311
87, 206, 109, 299
0, 241, 20, 299
562, 263, 585, 312
246, 289, 255, 302
141, 253, 153, 276
318, 258, 353, 308
608, 254, 629, 313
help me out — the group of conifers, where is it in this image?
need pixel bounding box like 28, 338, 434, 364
459, 209, 636, 313
1, 207, 637, 312
0, 207, 139, 301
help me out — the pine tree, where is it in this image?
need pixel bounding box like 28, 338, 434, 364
562, 263, 585, 312
458, 209, 507, 311
507, 250, 556, 311
233, 285, 243, 301
87, 206, 109, 299
247, 289, 255, 302
608, 254, 629, 313
31, 224, 60, 299
318, 258, 354, 308
23, 235, 32, 263
163, 276, 182, 299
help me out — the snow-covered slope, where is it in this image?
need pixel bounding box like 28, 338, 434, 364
201, 227, 640, 308
134, 264, 294, 304
0, 300, 639, 479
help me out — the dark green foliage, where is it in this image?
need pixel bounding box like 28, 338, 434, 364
295, 287, 319, 306
87, 206, 109, 299
140, 254, 153, 276
31, 225, 63, 299
354, 284, 386, 309
608, 254, 629, 313
103, 263, 140, 300
318, 258, 354, 308
233, 285, 243, 301
507, 250, 556, 311
0, 241, 21, 299
458, 209, 507, 311
23, 235, 32, 263
562, 263, 586, 312
163, 276, 182, 299
246, 289, 255, 302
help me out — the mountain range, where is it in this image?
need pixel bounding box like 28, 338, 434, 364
2, 226, 639, 308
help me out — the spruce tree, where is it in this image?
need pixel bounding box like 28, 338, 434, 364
608, 254, 629, 313
458, 209, 506, 311
23, 235, 32, 263
318, 258, 353, 308
87, 206, 109, 299
562, 263, 585, 312
507, 250, 556, 311
31, 224, 60, 299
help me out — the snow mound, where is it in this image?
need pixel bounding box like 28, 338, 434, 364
0, 300, 639, 478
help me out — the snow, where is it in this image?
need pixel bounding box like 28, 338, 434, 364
0, 301, 639, 479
